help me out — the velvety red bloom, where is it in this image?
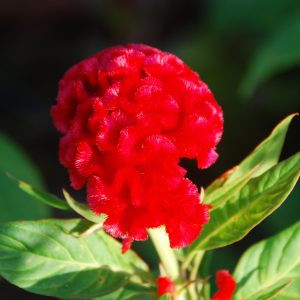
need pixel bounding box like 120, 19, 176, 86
157, 276, 175, 296
51, 44, 223, 250
212, 270, 236, 300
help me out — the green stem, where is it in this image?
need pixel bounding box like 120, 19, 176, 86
187, 251, 205, 300
148, 228, 179, 279
190, 251, 204, 280
181, 251, 196, 271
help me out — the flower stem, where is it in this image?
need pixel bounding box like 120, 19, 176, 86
190, 251, 204, 280
186, 251, 205, 300
181, 251, 196, 271
148, 228, 179, 280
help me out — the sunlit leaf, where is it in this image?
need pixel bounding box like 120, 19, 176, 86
0, 219, 152, 299
205, 166, 238, 195
204, 165, 259, 210
234, 221, 300, 300
189, 152, 300, 252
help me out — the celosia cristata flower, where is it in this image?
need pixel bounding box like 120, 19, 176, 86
51, 44, 223, 251
212, 270, 236, 300
157, 276, 175, 296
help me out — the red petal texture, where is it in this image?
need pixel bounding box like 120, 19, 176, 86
51, 44, 223, 250
157, 276, 175, 296
212, 270, 236, 300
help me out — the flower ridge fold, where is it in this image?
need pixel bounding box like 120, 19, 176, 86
51, 44, 223, 250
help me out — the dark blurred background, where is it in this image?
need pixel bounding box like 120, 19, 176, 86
0, 0, 299, 298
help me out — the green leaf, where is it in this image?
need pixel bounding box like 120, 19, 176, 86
240, 12, 300, 98
233, 221, 300, 300
204, 165, 259, 210
226, 114, 297, 184
8, 175, 70, 210
0, 133, 50, 222
63, 189, 105, 224
87, 282, 156, 299
189, 152, 300, 252
0, 219, 151, 299
205, 166, 238, 195
60, 283, 156, 300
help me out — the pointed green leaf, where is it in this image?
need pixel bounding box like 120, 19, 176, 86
8, 175, 70, 210
205, 166, 238, 195
233, 221, 300, 300
63, 189, 105, 224
0, 219, 151, 299
189, 152, 300, 252
226, 114, 297, 184
204, 165, 259, 210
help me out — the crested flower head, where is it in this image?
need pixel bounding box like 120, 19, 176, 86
51, 44, 223, 251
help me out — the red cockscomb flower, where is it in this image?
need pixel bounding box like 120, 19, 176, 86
157, 276, 175, 296
51, 44, 223, 251
212, 270, 236, 300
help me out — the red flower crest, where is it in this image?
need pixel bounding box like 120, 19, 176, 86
51, 44, 223, 250
157, 276, 175, 296
212, 270, 236, 300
